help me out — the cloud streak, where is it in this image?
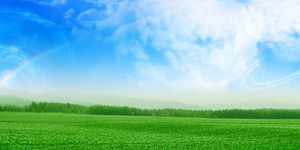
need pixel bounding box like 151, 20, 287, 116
3, 0, 300, 93
76, 0, 300, 91
0, 45, 28, 87
39, 0, 67, 6
130, 0, 300, 90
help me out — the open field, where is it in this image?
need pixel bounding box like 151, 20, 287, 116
0, 112, 300, 149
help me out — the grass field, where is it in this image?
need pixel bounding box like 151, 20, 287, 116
0, 112, 300, 149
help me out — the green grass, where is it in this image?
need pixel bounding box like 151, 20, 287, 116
0, 112, 300, 149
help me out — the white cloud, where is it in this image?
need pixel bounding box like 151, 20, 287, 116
77, 0, 135, 29
51, 0, 66, 5
39, 0, 67, 6
77, 9, 97, 22
76, 8, 113, 28
77, 0, 300, 91
132, 0, 300, 90
0, 45, 31, 88
64, 9, 75, 19
0, 45, 26, 64
84, 0, 101, 6
20, 11, 56, 26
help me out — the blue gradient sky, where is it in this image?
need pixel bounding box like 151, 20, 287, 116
1, 0, 300, 96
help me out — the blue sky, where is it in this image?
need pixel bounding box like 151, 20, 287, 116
1, 0, 300, 95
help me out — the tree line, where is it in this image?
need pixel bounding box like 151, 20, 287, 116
1, 102, 300, 119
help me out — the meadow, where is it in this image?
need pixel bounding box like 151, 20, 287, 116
0, 112, 300, 149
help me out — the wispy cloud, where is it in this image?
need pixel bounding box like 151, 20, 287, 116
39, 0, 67, 6
134, 0, 300, 90
0, 45, 26, 64
64, 9, 75, 19
0, 45, 28, 87
74, 0, 300, 90
0, 9, 56, 27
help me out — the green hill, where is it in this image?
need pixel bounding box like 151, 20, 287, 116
0, 95, 31, 106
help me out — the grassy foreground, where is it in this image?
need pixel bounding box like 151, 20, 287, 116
0, 112, 300, 149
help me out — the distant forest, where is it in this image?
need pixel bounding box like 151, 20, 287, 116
1, 102, 300, 119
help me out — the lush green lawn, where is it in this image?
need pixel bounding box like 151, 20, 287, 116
0, 112, 299, 149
